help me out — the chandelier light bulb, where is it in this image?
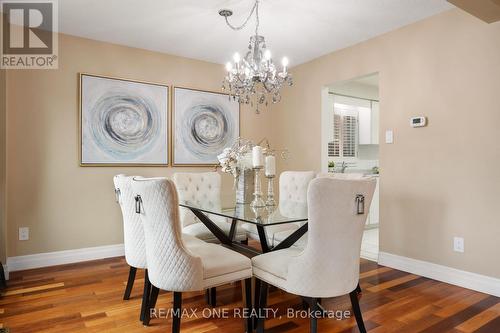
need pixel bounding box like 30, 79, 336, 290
233, 52, 241, 63
264, 49, 272, 60
225, 62, 233, 71
281, 57, 289, 68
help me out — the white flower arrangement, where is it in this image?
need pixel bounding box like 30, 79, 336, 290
217, 138, 254, 182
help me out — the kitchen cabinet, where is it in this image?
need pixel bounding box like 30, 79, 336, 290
358, 101, 379, 145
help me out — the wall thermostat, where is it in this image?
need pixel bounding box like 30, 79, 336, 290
410, 116, 427, 128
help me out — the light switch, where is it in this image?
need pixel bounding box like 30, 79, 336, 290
385, 130, 394, 144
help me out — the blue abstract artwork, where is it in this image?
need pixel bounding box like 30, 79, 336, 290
173, 87, 239, 165
80, 74, 168, 165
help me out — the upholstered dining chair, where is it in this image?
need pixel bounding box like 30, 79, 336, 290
113, 174, 149, 322
131, 177, 253, 333
271, 172, 368, 248
173, 172, 247, 243
244, 171, 315, 245
252, 177, 376, 333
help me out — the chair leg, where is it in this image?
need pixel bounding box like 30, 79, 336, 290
240, 238, 249, 245
310, 297, 319, 333
140, 269, 151, 322
172, 292, 182, 333
349, 290, 367, 333
243, 278, 253, 333
253, 278, 261, 328
210, 287, 217, 307
143, 286, 159, 326
356, 283, 362, 294
256, 280, 269, 333
123, 266, 137, 300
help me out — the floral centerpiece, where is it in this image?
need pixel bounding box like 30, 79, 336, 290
217, 138, 254, 180
217, 137, 290, 204
217, 138, 255, 204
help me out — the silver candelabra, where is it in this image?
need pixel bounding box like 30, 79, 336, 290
265, 175, 276, 206
251, 166, 266, 208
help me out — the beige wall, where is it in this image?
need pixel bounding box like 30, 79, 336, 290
0, 67, 6, 264
270, 9, 500, 278
5, 33, 273, 257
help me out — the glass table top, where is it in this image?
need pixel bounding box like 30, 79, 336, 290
179, 201, 308, 226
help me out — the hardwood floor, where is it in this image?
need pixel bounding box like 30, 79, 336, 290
1, 256, 499, 333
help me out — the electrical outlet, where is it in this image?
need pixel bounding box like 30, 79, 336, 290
453, 237, 464, 253
19, 227, 29, 241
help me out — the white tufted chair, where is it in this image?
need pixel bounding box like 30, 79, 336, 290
131, 177, 253, 333
252, 177, 376, 333
114, 174, 205, 324
243, 171, 315, 245
173, 172, 247, 243
272, 172, 369, 248
113, 174, 150, 322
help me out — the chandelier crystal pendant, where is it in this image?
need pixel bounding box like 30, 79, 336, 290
219, 0, 292, 113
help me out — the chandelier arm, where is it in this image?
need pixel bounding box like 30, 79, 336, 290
224, 0, 259, 32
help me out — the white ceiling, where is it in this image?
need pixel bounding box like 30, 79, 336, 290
58, 0, 453, 66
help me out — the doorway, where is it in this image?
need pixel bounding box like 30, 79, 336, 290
321, 73, 380, 261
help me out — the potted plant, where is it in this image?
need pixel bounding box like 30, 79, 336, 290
328, 161, 335, 173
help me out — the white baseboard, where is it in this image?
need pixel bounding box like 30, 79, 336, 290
6, 243, 125, 274
361, 250, 379, 262
378, 251, 500, 297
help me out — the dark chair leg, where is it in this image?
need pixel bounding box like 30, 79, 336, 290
310, 297, 319, 333
349, 290, 367, 333
241, 238, 249, 245
0, 261, 6, 290
256, 280, 269, 333
356, 283, 362, 294
210, 287, 217, 307
172, 292, 182, 333
143, 286, 159, 326
243, 279, 253, 333
253, 278, 261, 328
123, 266, 137, 300
140, 269, 151, 322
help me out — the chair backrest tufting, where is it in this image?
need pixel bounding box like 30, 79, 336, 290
131, 177, 203, 292
173, 172, 222, 227
279, 171, 315, 219
285, 177, 376, 298
113, 175, 147, 269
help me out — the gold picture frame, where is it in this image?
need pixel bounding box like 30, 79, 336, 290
171, 86, 241, 167
78, 73, 170, 167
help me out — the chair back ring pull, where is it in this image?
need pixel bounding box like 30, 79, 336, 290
135, 195, 143, 214
355, 194, 365, 215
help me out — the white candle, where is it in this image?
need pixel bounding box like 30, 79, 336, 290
252, 146, 264, 168
265, 155, 276, 177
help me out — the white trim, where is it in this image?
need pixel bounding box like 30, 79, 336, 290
6, 244, 124, 272
378, 251, 500, 297
2, 264, 8, 280
361, 250, 379, 262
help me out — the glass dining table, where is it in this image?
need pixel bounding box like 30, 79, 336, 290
179, 202, 308, 255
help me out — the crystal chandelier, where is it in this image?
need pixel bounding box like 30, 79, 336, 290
219, 0, 292, 113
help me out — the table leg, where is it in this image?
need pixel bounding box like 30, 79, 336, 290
256, 225, 271, 253
272, 223, 308, 251
190, 209, 233, 245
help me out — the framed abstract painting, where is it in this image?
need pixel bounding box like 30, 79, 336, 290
79, 73, 169, 166
172, 87, 240, 166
